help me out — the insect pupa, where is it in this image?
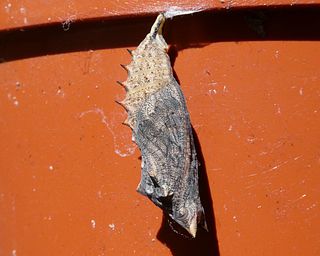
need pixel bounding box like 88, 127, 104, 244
117, 14, 206, 237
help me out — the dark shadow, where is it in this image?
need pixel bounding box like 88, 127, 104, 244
168, 45, 178, 68
1, 7, 320, 62
168, 45, 180, 84
157, 127, 220, 256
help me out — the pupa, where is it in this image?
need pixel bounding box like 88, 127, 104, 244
117, 13, 206, 237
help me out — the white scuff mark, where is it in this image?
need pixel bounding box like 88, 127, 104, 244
48, 165, 54, 171
228, 125, 233, 131
19, 6, 26, 14
91, 219, 96, 229
108, 223, 115, 231
114, 148, 135, 157
273, 103, 281, 114
209, 81, 218, 86
294, 155, 302, 161
43, 215, 52, 221
292, 194, 307, 203
209, 89, 217, 95
19, 6, 28, 24
47, 17, 52, 21
61, 15, 77, 31
12, 249, 17, 256
7, 93, 19, 107
78, 108, 136, 158
13, 99, 19, 106
306, 203, 317, 211
246, 135, 257, 144
164, 6, 205, 19
4, 3, 12, 13
282, 194, 308, 209
271, 187, 286, 195
56, 87, 65, 98
275, 50, 280, 58
223, 85, 228, 93
97, 191, 102, 199
299, 87, 304, 96
223, 204, 228, 211
259, 137, 288, 156
277, 106, 281, 114
262, 155, 302, 174
232, 215, 238, 222
262, 160, 289, 174
257, 205, 262, 209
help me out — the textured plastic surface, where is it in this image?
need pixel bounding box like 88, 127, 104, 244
1, 0, 320, 30
1, 6, 320, 256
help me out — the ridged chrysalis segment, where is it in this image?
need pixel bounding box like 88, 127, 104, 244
118, 14, 206, 237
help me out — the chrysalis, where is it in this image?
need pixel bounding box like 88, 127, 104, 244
117, 14, 206, 237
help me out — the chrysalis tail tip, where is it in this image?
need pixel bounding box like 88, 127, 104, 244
187, 216, 198, 238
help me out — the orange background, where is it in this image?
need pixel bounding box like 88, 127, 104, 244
1, 2, 320, 256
